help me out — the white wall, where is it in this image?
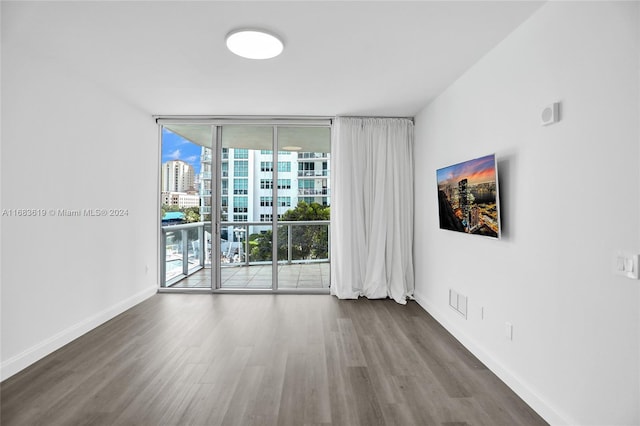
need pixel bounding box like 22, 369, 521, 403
0, 9, 158, 379
414, 2, 639, 425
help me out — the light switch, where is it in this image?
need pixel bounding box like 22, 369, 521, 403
625, 258, 634, 273
614, 252, 640, 279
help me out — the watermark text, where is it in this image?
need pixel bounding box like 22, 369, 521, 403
2, 208, 129, 217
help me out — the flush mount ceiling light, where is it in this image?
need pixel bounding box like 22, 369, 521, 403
225, 29, 284, 59
281, 146, 302, 151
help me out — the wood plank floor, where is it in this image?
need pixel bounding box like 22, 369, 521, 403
0, 295, 547, 426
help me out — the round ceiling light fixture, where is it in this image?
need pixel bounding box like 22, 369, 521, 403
225, 29, 284, 60
281, 146, 302, 151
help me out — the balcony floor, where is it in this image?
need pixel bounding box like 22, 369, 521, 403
170, 262, 330, 289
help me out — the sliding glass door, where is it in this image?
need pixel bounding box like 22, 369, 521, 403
276, 127, 331, 289
159, 123, 214, 289
219, 125, 274, 289
159, 119, 330, 292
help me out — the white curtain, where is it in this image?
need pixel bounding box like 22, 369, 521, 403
330, 117, 414, 304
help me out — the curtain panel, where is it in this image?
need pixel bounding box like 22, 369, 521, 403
330, 117, 414, 304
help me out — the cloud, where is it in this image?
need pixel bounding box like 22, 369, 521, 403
184, 155, 198, 163
167, 149, 181, 160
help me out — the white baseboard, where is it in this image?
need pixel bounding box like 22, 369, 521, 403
1, 285, 157, 381
412, 292, 574, 426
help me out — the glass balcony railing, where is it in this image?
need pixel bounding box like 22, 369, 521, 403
297, 170, 329, 177
297, 152, 329, 159
161, 220, 330, 287
297, 189, 330, 196
276, 221, 330, 265
161, 221, 211, 287
219, 220, 330, 266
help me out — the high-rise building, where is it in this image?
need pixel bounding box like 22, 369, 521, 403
198, 146, 330, 223
199, 148, 213, 219
458, 178, 468, 228
296, 151, 330, 206
469, 205, 480, 230
161, 160, 195, 193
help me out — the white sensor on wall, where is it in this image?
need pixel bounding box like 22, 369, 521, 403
541, 102, 560, 126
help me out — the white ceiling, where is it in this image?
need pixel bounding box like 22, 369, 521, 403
2, 1, 545, 117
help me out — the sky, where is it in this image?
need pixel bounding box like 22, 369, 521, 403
161, 128, 202, 175
436, 154, 496, 187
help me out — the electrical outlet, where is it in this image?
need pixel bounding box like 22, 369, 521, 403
458, 295, 467, 317
449, 289, 458, 309
448, 289, 467, 319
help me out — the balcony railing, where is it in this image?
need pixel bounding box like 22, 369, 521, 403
161, 221, 210, 287
297, 152, 329, 159
297, 189, 330, 196
161, 220, 330, 287
297, 170, 329, 177
220, 220, 330, 266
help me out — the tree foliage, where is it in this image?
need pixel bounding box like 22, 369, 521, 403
249, 201, 330, 262
249, 230, 279, 262
281, 201, 329, 221
183, 207, 201, 223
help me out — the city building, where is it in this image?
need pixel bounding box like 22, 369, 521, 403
161, 191, 200, 208
199, 146, 330, 223
161, 159, 195, 193
458, 178, 468, 228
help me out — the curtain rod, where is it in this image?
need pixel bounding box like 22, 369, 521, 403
335, 115, 415, 123
153, 115, 414, 123
153, 115, 334, 122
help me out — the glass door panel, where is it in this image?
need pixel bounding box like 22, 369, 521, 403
276, 127, 331, 290
219, 126, 274, 289
160, 124, 214, 289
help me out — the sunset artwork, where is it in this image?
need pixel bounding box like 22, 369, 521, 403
436, 154, 501, 238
